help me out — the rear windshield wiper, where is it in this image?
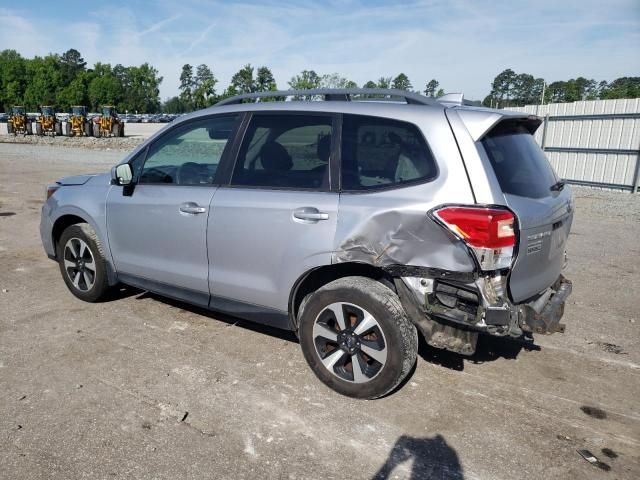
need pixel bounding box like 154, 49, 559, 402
550, 180, 565, 192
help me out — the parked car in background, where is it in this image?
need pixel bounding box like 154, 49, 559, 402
40, 88, 573, 399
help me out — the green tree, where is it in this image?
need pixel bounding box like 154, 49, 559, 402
0, 49, 27, 111
392, 73, 412, 90
490, 68, 517, 107
424, 79, 439, 97
363, 80, 377, 89
23, 54, 62, 109
59, 48, 86, 86
377, 77, 392, 88
600, 77, 640, 99
162, 96, 188, 113
288, 70, 322, 90
179, 64, 194, 110
256, 66, 277, 92
320, 73, 357, 88
192, 64, 217, 108
230, 64, 255, 94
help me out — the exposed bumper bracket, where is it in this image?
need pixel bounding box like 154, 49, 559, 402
520, 275, 572, 335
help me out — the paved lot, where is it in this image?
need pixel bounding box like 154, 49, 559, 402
0, 143, 639, 480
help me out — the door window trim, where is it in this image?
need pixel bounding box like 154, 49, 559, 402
223, 111, 340, 193
133, 113, 243, 187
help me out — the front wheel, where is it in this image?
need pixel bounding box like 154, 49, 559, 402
57, 223, 110, 302
298, 276, 418, 399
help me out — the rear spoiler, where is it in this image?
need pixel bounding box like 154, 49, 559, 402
452, 107, 542, 142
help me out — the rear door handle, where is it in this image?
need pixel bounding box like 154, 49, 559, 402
180, 202, 206, 215
293, 207, 329, 222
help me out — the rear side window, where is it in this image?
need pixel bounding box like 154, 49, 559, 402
231, 114, 333, 189
341, 115, 437, 191
481, 122, 558, 199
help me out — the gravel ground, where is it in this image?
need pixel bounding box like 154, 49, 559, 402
0, 143, 639, 480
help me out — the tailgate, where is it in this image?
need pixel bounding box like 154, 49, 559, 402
480, 119, 574, 303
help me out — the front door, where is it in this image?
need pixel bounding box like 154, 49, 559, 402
106, 115, 240, 305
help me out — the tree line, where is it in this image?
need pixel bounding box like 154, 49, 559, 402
485, 69, 640, 108
1, 48, 639, 113
0, 49, 162, 113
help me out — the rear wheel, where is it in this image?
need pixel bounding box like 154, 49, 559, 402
298, 276, 418, 399
119, 123, 125, 137
64, 122, 71, 136
57, 223, 109, 302
7, 122, 13, 135
26, 122, 33, 135
54, 122, 62, 136
84, 121, 92, 136
35, 122, 43, 136
93, 123, 100, 138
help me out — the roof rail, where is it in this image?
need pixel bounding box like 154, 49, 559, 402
215, 88, 438, 106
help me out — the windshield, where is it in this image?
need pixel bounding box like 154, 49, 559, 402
72, 107, 85, 116
481, 121, 558, 199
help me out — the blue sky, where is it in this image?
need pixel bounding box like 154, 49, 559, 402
1, 0, 639, 100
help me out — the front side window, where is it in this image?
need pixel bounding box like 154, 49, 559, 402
341, 115, 437, 190
231, 114, 333, 189
139, 115, 238, 185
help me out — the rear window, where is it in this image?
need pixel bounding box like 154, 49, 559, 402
341, 115, 437, 190
481, 122, 558, 199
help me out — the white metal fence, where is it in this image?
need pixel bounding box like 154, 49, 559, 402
505, 98, 640, 192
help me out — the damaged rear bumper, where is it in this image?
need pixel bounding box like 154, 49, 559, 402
395, 272, 572, 355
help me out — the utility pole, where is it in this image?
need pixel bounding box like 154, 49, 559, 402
540, 82, 546, 105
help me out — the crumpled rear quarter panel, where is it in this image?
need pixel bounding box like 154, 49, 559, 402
333, 111, 477, 272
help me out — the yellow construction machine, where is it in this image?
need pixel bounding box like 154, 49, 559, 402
65, 106, 92, 136
35, 106, 62, 136
7, 106, 32, 135
94, 106, 124, 137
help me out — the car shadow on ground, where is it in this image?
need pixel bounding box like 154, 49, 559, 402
126, 287, 538, 373
418, 333, 541, 371
372, 434, 464, 479
132, 290, 299, 343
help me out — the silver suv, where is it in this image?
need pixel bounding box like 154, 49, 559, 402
40, 89, 573, 399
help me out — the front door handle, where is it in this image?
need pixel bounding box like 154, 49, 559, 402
293, 207, 329, 222
180, 202, 206, 215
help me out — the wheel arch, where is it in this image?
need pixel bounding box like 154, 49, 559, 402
288, 262, 396, 330
51, 212, 118, 286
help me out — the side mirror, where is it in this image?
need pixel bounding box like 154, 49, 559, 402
111, 164, 133, 186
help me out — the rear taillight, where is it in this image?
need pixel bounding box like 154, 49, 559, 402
433, 206, 517, 270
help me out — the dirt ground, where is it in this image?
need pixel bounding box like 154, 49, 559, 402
0, 142, 639, 480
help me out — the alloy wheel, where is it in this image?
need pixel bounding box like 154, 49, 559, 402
312, 302, 388, 383
63, 237, 96, 292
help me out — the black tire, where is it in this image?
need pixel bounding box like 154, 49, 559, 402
7, 122, 13, 135
93, 123, 101, 138
298, 276, 418, 399
54, 122, 62, 136
35, 122, 43, 136
64, 122, 71, 136
26, 122, 33, 135
84, 122, 92, 137
57, 223, 110, 302
119, 123, 125, 137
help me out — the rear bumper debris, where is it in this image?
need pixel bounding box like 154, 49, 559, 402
395, 272, 572, 356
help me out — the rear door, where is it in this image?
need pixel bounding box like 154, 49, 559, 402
480, 120, 573, 302
207, 112, 339, 326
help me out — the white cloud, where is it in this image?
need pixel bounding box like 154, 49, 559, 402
1, 1, 638, 102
